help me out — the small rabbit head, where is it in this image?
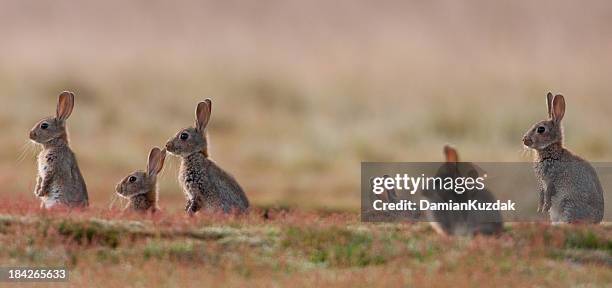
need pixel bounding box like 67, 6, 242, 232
165, 99, 211, 157
115, 147, 166, 198
29, 91, 74, 144
523, 92, 565, 150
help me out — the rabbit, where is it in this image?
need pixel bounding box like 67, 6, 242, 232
28, 91, 89, 208
422, 145, 503, 236
522, 92, 604, 223
165, 99, 249, 215
115, 147, 166, 212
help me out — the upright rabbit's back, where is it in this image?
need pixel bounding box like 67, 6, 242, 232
538, 154, 604, 223
58, 148, 89, 207
206, 160, 250, 213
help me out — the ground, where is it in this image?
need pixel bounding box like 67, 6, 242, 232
0, 200, 610, 287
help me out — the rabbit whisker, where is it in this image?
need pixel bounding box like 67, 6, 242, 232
16, 140, 37, 165
108, 193, 119, 210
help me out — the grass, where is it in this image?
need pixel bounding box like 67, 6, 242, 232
3, 1, 612, 211
0, 201, 610, 287
1, 1, 612, 286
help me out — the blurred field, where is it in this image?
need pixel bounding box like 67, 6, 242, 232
0, 202, 610, 287
2, 0, 612, 211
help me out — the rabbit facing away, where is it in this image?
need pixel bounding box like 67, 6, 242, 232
29, 91, 89, 208
115, 147, 166, 212
522, 93, 604, 223
422, 145, 503, 236
165, 99, 249, 215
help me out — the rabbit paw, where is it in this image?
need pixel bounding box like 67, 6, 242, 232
185, 199, 200, 216
34, 187, 46, 197
541, 201, 551, 213
185, 200, 194, 214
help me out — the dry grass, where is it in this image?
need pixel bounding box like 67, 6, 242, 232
1, 1, 612, 286
0, 200, 610, 287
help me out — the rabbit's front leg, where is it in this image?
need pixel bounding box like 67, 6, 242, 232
36, 174, 53, 197
185, 197, 201, 216
34, 176, 43, 197
537, 186, 544, 213
540, 184, 555, 213
184, 199, 192, 212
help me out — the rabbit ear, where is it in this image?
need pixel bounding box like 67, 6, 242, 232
195, 99, 212, 132
147, 147, 166, 176
443, 145, 459, 163
551, 94, 565, 123
546, 92, 554, 118
56, 91, 75, 121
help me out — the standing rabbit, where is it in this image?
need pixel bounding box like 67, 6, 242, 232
522, 93, 604, 223
29, 91, 88, 208
115, 147, 166, 212
422, 145, 503, 236
165, 99, 249, 215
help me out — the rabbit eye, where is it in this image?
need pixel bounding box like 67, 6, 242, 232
180, 133, 189, 140
536, 126, 546, 134
40, 123, 49, 129
128, 176, 137, 183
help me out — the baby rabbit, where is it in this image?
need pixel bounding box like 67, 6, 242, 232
115, 147, 166, 212
29, 91, 89, 208
522, 93, 604, 223
422, 145, 503, 236
165, 99, 249, 215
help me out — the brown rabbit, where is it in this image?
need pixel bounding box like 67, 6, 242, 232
165, 99, 249, 215
422, 145, 503, 236
522, 93, 604, 223
115, 147, 166, 212
29, 91, 88, 208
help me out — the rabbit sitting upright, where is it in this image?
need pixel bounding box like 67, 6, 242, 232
29, 91, 89, 209
165, 99, 249, 215
115, 147, 166, 212
522, 92, 604, 223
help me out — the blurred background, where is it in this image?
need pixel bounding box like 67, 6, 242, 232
1, 0, 612, 211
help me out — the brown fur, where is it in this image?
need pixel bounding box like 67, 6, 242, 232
29, 91, 88, 208
115, 147, 166, 212
166, 99, 249, 215
522, 93, 604, 223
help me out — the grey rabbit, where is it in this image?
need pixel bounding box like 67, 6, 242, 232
29, 91, 89, 208
165, 99, 249, 215
422, 145, 503, 236
522, 92, 604, 223
115, 147, 166, 212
